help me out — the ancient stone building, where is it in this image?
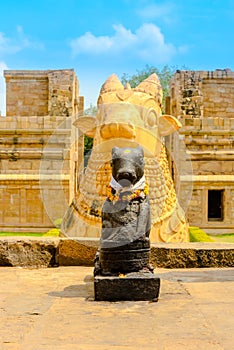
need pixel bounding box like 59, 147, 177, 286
0, 69, 83, 232
168, 69, 234, 234
1, 68, 233, 235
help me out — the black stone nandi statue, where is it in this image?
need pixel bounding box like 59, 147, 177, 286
94, 146, 160, 301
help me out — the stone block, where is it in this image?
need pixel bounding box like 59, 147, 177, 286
185, 118, 194, 126
0, 237, 59, 267
94, 272, 160, 301
150, 243, 234, 268
193, 118, 201, 127
58, 238, 99, 266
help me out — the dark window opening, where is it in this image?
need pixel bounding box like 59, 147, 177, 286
208, 190, 224, 221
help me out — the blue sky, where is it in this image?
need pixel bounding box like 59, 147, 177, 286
0, 0, 234, 114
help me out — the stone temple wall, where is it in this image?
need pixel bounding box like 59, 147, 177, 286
168, 69, 234, 234
1, 67, 233, 235
0, 70, 84, 232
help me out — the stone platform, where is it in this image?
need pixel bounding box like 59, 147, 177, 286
0, 266, 234, 349
94, 272, 160, 301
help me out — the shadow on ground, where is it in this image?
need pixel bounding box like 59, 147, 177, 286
48, 274, 94, 299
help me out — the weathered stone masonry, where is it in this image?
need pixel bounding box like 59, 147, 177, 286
168, 69, 234, 234
0, 69, 84, 232
0, 68, 233, 235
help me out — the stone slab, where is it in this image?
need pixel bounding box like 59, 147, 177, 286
0, 237, 233, 268
94, 272, 160, 301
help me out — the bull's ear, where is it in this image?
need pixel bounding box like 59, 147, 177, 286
73, 115, 96, 138
158, 115, 182, 136
112, 147, 119, 157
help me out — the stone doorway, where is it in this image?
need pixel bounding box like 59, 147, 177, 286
208, 190, 224, 222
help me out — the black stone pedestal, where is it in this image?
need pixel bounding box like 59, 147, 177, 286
94, 272, 160, 301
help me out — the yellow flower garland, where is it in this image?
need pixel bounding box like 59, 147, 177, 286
107, 183, 149, 202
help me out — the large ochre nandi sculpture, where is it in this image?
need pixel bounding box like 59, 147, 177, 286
62, 73, 189, 242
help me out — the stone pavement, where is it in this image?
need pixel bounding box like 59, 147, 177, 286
0, 267, 233, 350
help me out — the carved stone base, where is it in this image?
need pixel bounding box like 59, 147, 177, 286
98, 238, 151, 275
94, 272, 160, 301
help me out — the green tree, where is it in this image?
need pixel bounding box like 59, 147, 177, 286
84, 135, 93, 156
84, 103, 97, 116
83, 103, 97, 156
121, 65, 182, 112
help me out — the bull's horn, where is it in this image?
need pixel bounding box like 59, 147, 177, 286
135, 73, 163, 105
99, 74, 124, 95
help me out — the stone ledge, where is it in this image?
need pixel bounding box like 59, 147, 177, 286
180, 175, 234, 182
0, 237, 233, 268
0, 174, 70, 181
150, 242, 234, 268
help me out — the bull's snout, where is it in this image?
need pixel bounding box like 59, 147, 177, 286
100, 122, 136, 140
116, 170, 137, 187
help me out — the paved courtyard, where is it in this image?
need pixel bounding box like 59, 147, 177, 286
0, 266, 233, 349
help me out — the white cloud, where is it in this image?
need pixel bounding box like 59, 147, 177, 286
0, 26, 43, 57
70, 23, 180, 64
71, 32, 112, 54
0, 61, 8, 116
137, 2, 175, 20
135, 23, 176, 62
70, 24, 136, 55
